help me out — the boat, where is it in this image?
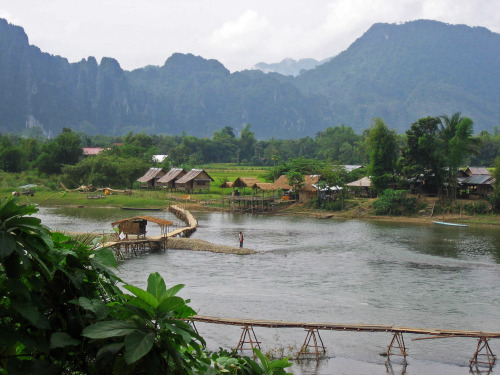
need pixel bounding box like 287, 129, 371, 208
121, 207, 163, 211
432, 221, 468, 227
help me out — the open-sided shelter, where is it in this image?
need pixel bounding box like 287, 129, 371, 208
157, 168, 187, 189
346, 176, 374, 197
137, 168, 166, 189
175, 169, 214, 192
111, 216, 174, 240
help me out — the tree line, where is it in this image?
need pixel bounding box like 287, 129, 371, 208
0, 114, 499, 194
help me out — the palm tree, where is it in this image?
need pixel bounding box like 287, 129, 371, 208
438, 112, 480, 199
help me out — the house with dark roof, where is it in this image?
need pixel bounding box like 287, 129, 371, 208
175, 169, 214, 192
137, 168, 166, 189
458, 167, 495, 198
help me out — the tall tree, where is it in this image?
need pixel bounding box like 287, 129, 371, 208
438, 112, 478, 199
239, 124, 257, 163
366, 118, 398, 194
399, 117, 444, 194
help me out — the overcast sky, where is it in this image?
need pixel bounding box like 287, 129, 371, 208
1, 0, 499, 72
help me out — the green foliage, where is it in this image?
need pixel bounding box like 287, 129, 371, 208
0, 197, 292, 374
366, 118, 398, 194
373, 189, 420, 216
34, 128, 83, 175
491, 157, 500, 212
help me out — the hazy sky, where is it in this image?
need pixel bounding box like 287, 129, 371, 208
1, 0, 498, 72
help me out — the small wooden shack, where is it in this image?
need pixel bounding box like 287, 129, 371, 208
137, 168, 166, 189
175, 169, 214, 192
458, 166, 495, 198
157, 168, 187, 189
299, 175, 321, 203
111, 216, 174, 240
346, 176, 374, 197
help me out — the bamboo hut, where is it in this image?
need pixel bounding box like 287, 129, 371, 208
157, 168, 187, 189
346, 177, 374, 197
175, 169, 214, 192
137, 168, 166, 189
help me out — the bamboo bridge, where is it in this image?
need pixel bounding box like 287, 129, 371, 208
190, 315, 499, 368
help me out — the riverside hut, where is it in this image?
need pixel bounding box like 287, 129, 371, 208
111, 216, 174, 240
299, 175, 321, 203
346, 176, 374, 197
175, 169, 214, 192
157, 168, 187, 189
137, 168, 166, 189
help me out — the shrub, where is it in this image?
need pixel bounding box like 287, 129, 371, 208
373, 189, 419, 215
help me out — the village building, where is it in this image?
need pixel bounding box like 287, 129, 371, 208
157, 168, 187, 189
175, 169, 214, 192
82, 147, 106, 156
346, 176, 374, 197
137, 168, 166, 189
272, 174, 321, 203
458, 166, 496, 199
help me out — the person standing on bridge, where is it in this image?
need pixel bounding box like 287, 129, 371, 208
239, 231, 244, 248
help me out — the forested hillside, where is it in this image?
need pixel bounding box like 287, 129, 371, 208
294, 20, 500, 133
0, 18, 498, 138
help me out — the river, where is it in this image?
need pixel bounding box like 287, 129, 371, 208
36, 207, 500, 374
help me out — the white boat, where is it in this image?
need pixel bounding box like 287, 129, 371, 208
432, 221, 468, 227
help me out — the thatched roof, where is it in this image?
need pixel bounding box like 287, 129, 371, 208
346, 176, 371, 187
111, 216, 173, 227
137, 168, 165, 183
273, 175, 292, 190
301, 175, 321, 192
232, 177, 261, 188
253, 182, 275, 191
157, 168, 186, 183
176, 169, 214, 184
219, 181, 234, 188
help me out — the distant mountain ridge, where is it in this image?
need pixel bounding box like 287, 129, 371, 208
0, 18, 498, 138
253, 57, 330, 76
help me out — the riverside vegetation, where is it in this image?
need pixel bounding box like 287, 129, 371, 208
0, 196, 292, 374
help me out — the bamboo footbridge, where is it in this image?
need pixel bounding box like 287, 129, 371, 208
190, 315, 499, 368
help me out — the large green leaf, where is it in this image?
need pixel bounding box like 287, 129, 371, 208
123, 285, 159, 309
146, 272, 167, 302
157, 296, 185, 316
124, 331, 155, 364
82, 320, 138, 339
50, 332, 80, 349
76, 297, 109, 320
0, 232, 17, 257
165, 283, 184, 298
11, 301, 50, 330
92, 248, 117, 268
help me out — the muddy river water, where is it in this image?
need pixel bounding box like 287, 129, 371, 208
36, 207, 500, 374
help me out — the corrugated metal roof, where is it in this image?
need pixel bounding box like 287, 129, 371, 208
461, 175, 495, 185
465, 167, 490, 176
137, 168, 165, 182
157, 168, 186, 183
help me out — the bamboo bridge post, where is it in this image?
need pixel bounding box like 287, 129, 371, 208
470, 336, 496, 368
386, 332, 408, 359
296, 328, 326, 360
236, 325, 261, 353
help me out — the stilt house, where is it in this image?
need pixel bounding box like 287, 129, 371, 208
175, 169, 214, 192
137, 168, 166, 189
157, 168, 187, 189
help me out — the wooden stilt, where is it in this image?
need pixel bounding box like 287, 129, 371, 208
470, 337, 496, 368
297, 328, 326, 360
236, 325, 261, 352
387, 332, 408, 359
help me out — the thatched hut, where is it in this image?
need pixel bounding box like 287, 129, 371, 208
157, 168, 187, 189
111, 216, 174, 240
346, 177, 374, 197
175, 169, 214, 192
137, 168, 166, 189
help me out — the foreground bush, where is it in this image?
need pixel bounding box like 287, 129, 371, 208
373, 189, 420, 216
0, 197, 292, 374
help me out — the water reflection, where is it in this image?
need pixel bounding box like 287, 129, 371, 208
34, 208, 500, 374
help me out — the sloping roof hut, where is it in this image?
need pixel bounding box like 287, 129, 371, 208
137, 168, 166, 188
232, 177, 261, 188
219, 181, 234, 188
157, 168, 187, 189
111, 216, 174, 240
465, 167, 490, 176
346, 176, 374, 197
298, 175, 321, 203
273, 175, 292, 190
175, 169, 214, 192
